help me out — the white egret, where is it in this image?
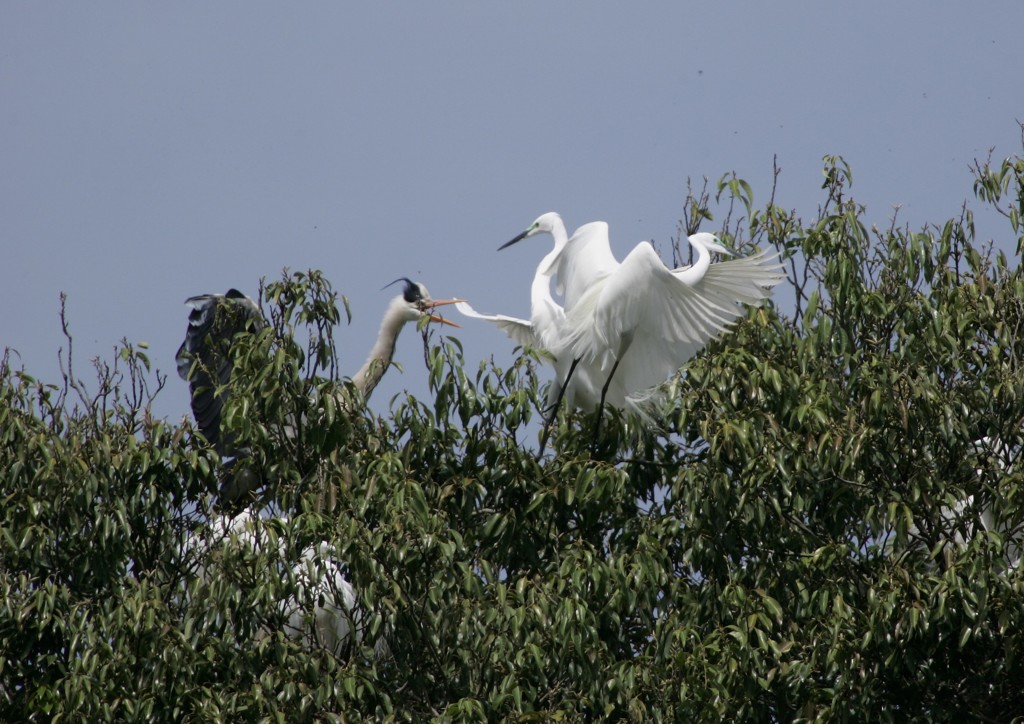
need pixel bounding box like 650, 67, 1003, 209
456, 213, 608, 414
464, 212, 784, 448
176, 279, 460, 506
187, 511, 387, 658
284, 541, 360, 655
939, 436, 1021, 571
557, 226, 784, 421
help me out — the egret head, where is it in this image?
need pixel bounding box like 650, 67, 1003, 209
687, 232, 734, 257
383, 278, 461, 326
499, 212, 563, 250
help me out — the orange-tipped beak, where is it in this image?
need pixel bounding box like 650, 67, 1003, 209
424, 298, 463, 327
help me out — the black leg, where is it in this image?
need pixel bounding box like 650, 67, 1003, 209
592, 356, 623, 447
538, 357, 581, 458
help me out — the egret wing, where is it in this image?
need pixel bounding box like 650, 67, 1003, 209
554, 221, 618, 310
674, 247, 784, 306
454, 301, 538, 348
570, 242, 781, 396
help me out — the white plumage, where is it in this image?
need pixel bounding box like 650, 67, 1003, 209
940, 437, 1021, 571
460, 212, 784, 416
456, 212, 610, 412
187, 511, 385, 657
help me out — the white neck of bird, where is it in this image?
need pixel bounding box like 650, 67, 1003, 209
676, 240, 713, 286
351, 297, 414, 399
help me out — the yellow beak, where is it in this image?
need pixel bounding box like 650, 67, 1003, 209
423, 298, 463, 327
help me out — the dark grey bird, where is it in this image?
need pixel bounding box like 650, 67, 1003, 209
176, 289, 265, 458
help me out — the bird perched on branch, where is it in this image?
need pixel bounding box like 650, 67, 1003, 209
176, 278, 459, 506
460, 212, 784, 450
176, 289, 266, 459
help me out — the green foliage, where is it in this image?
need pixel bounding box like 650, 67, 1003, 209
4, 146, 1024, 721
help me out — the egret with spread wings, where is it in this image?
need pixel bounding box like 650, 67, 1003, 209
460, 212, 784, 449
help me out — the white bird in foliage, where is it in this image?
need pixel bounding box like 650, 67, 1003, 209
176, 279, 460, 506
461, 213, 784, 433
188, 511, 387, 658
284, 541, 361, 655
940, 436, 1021, 571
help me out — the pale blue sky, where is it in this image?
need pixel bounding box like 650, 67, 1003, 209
3, 3, 1021, 423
